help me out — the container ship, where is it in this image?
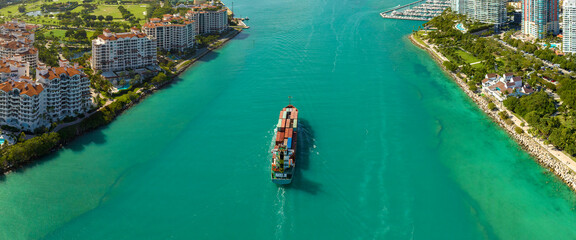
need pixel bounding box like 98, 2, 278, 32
271, 104, 298, 184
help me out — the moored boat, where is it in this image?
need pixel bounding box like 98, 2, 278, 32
271, 104, 298, 184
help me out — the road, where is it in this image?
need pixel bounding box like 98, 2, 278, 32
494, 37, 571, 75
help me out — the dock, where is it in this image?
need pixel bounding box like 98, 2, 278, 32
380, 0, 450, 21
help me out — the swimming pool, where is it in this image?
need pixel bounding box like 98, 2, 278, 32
455, 23, 467, 32
117, 85, 131, 91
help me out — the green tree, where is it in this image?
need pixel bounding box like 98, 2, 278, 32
18, 132, 26, 143
65, 29, 75, 38
488, 102, 496, 110
18, 5, 26, 13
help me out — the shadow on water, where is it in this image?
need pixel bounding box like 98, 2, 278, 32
66, 127, 108, 152
197, 51, 220, 63
0, 125, 109, 182
280, 118, 322, 194
234, 32, 250, 40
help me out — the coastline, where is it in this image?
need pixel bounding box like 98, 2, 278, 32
0, 28, 245, 175
408, 34, 576, 192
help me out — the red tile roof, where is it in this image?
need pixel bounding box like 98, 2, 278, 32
0, 81, 43, 96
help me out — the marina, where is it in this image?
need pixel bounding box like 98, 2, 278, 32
380, 0, 450, 21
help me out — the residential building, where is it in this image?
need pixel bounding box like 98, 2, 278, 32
0, 20, 38, 68
451, 0, 467, 14
0, 80, 45, 131
186, 3, 229, 34
0, 20, 36, 43
482, 73, 534, 101
36, 61, 91, 122
522, 0, 560, 39
0, 41, 38, 69
464, 0, 507, 26
142, 15, 198, 52
563, 0, 576, 53
91, 28, 157, 73
0, 56, 29, 82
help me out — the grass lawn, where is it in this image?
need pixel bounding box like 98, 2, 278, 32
45, 29, 67, 38
25, 16, 60, 25
90, 4, 148, 19
471, 62, 484, 69
455, 49, 481, 64
42, 29, 95, 39
412, 31, 426, 46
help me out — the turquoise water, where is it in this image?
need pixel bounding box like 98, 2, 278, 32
1, 0, 576, 239
456, 23, 466, 31
117, 85, 130, 91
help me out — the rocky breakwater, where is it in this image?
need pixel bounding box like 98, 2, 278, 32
409, 34, 576, 192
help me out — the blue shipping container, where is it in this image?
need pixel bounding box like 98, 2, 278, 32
287, 138, 292, 149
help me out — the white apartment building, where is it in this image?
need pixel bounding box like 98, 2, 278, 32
91, 28, 157, 73
0, 80, 46, 131
0, 56, 29, 82
452, 0, 467, 14
0, 41, 38, 69
564, 0, 576, 53
36, 61, 91, 122
186, 4, 229, 34
464, 0, 507, 26
143, 15, 198, 52
0, 20, 38, 69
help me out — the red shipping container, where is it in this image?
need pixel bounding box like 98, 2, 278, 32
292, 111, 298, 119
279, 111, 284, 119
276, 132, 284, 142
285, 128, 293, 138
281, 119, 286, 128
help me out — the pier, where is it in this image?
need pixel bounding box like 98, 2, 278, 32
380, 0, 450, 21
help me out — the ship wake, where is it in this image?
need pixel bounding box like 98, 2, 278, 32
274, 187, 287, 238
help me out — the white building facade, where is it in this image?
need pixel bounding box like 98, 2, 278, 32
451, 0, 467, 14
142, 15, 198, 52
564, 0, 576, 53
91, 28, 157, 72
36, 62, 91, 122
464, 0, 507, 26
186, 5, 229, 34
0, 81, 46, 131
0, 20, 38, 69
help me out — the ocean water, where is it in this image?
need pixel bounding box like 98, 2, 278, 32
0, 0, 576, 239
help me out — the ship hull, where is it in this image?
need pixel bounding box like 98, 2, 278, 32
271, 167, 294, 184
271, 104, 298, 185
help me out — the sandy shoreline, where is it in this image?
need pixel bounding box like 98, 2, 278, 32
408, 34, 576, 192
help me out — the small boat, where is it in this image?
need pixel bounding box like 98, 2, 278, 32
244, 16, 249, 20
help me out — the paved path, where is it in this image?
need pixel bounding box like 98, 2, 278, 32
495, 37, 571, 75
498, 103, 576, 174
52, 99, 113, 132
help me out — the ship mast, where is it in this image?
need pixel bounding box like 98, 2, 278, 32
288, 96, 292, 105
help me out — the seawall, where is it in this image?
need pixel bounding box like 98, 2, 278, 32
409, 34, 576, 192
